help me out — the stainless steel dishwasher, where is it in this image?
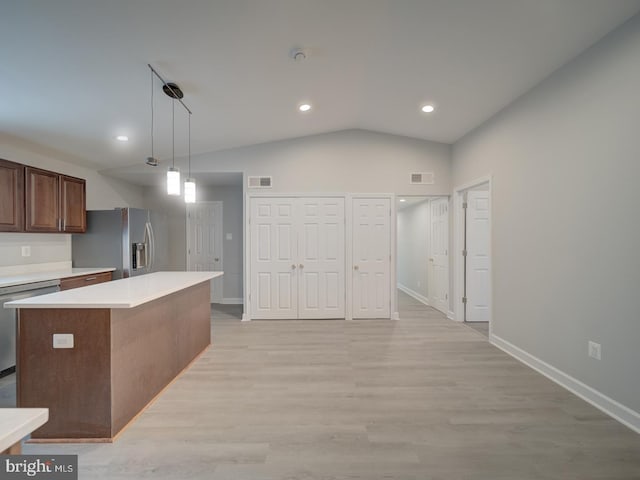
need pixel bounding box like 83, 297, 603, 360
0, 279, 60, 376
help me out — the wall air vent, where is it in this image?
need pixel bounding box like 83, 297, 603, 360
410, 172, 435, 185
248, 176, 273, 188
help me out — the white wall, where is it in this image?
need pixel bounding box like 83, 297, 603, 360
452, 14, 640, 415
0, 135, 145, 268
188, 129, 451, 195
397, 200, 430, 300
198, 185, 244, 301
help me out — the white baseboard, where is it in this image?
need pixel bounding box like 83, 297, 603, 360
241, 313, 251, 322
397, 284, 430, 306
491, 334, 640, 434
447, 310, 456, 321
221, 298, 243, 305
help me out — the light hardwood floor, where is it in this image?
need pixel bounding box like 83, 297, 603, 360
22, 292, 640, 479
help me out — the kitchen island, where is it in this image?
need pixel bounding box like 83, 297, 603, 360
5, 271, 222, 442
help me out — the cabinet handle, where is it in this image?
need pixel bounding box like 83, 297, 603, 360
291, 264, 296, 270
299, 264, 304, 269
353, 265, 359, 270
85, 277, 97, 281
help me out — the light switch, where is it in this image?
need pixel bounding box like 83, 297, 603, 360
226, 233, 232, 240
21, 246, 31, 257
53, 333, 74, 349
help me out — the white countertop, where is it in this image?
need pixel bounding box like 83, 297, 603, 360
0, 267, 116, 289
4, 271, 222, 309
0, 408, 48, 451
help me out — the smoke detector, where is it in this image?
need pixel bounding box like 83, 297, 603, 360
290, 48, 308, 62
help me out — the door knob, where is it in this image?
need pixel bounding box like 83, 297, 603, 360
429, 258, 434, 262
299, 264, 304, 269
214, 258, 220, 262
353, 265, 359, 270
291, 264, 297, 270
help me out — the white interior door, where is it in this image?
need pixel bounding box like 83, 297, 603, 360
298, 198, 345, 319
429, 197, 449, 314
352, 198, 391, 319
250, 197, 298, 319
466, 190, 490, 322
187, 202, 223, 303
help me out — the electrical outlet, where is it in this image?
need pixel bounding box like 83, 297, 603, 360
588, 341, 601, 360
21, 246, 31, 257
226, 233, 232, 240
53, 333, 74, 349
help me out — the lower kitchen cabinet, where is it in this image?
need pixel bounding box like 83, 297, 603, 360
59, 272, 112, 291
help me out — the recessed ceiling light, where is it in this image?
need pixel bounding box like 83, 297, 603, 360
399, 198, 406, 202
298, 103, 312, 112
115, 135, 129, 142
421, 104, 435, 113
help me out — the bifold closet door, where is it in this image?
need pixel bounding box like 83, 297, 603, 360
352, 198, 391, 319
250, 197, 346, 319
250, 198, 298, 319
298, 198, 345, 319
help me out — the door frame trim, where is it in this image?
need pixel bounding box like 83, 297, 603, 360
453, 175, 493, 335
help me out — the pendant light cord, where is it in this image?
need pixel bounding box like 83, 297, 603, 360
150, 69, 154, 159
171, 98, 175, 168
188, 113, 191, 177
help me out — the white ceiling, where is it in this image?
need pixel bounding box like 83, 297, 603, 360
2, 0, 639, 171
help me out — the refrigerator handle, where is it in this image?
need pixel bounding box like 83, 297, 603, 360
146, 221, 156, 272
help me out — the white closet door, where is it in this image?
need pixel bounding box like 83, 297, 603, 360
250, 197, 298, 319
297, 198, 345, 319
352, 198, 391, 319
466, 190, 490, 322
429, 197, 449, 314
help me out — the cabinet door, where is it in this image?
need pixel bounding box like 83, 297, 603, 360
25, 167, 60, 232
60, 175, 86, 233
0, 159, 25, 232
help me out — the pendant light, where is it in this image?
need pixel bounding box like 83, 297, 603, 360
167, 97, 181, 195
184, 113, 196, 203
147, 64, 192, 197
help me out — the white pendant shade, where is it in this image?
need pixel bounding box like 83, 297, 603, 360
167, 167, 181, 195
184, 178, 196, 203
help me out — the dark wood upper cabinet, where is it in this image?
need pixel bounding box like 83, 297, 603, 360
0, 159, 25, 232
25, 167, 60, 232
60, 175, 86, 233
24, 167, 87, 233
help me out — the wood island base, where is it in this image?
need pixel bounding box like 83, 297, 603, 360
17, 281, 211, 442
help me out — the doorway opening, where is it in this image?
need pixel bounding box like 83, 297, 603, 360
454, 177, 492, 337
185, 172, 244, 308
396, 195, 450, 317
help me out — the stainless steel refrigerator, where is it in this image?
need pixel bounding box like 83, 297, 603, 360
72, 208, 170, 279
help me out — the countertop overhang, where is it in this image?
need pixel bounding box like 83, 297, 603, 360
4, 271, 222, 309
0, 408, 48, 452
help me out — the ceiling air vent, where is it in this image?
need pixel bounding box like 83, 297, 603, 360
248, 176, 273, 188
410, 172, 434, 185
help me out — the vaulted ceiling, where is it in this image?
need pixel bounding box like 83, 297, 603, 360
2, 0, 639, 171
